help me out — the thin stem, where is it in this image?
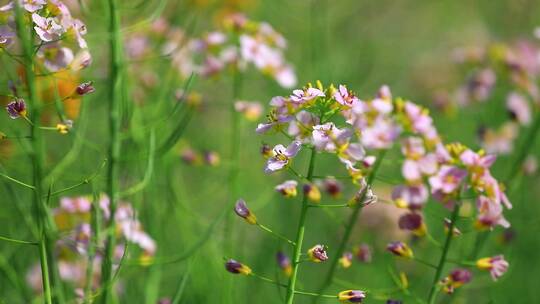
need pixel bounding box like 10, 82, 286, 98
315, 150, 386, 300
100, 0, 124, 302
0, 172, 35, 189
412, 257, 437, 269
0, 235, 37, 245
257, 223, 296, 246
252, 273, 336, 298
308, 203, 348, 208
84, 192, 100, 303
14, 3, 53, 304
285, 147, 317, 304
427, 203, 460, 304
47, 159, 107, 197
223, 51, 243, 304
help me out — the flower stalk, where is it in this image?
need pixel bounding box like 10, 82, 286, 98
315, 150, 386, 299
13, 3, 54, 304
285, 146, 317, 304
100, 0, 124, 302
427, 203, 460, 304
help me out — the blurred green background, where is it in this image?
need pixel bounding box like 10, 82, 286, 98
1, 0, 540, 303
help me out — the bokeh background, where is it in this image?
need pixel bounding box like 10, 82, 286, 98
1, 0, 540, 303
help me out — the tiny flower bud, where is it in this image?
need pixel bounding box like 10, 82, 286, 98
398, 213, 426, 236
56, 120, 73, 134
76, 81, 95, 96
443, 218, 461, 236
261, 143, 273, 158
180, 147, 200, 165
275, 180, 298, 198
440, 268, 472, 294
307, 244, 328, 262
339, 252, 353, 269
476, 255, 508, 281
386, 241, 413, 258
276, 251, 292, 277
348, 185, 376, 207
303, 183, 321, 203
6, 98, 27, 119
203, 150, 220, 166
234, 199, 257, 225
353, 244, 372, 263
337, 290, 366, 303
386, 300, 403, 304
225, 259, 252, 275
323, 177, 342, 198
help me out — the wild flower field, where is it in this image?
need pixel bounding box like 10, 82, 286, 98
0, 0, 539, 303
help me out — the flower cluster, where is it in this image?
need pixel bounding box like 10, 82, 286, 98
434, 36, 540, 159
125, 13, 296, 90
27, 194, 156, 295
1, 0, 91, 72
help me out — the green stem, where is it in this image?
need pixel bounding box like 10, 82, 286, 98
224, 59, 243, 304
427, 203, 460, 304
100, 0, 124, 302
257, 223, 296, 246
315, 150, 386, 301
0, 235, 37, 246
285, 147, 317, 304
0, 172, 35, 189
252, 273, 336, 298
308, 203, 348, 208
84, 190, 101, 303
14, 3, 54, 304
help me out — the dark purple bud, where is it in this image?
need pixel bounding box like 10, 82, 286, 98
6, 98, 26, 119
354, 244, 372, 263
276, 251, 291, 269
76, 81, 95, 96
225, 259, 251, 275
450, 268, 472, 284
398, 212, 423, 231
234, 199, 256, 224
386, 300, 403, 304
338, 290, 366, 302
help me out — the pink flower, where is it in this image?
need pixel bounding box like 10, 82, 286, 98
32, 13, 65, 42
0, 26, 15, 47
429, 165, 467, 194
264, 141, 301, 173
476, 195, 510, 229
334, 84, 359, 107
275, 180, 298, 197
392, 184, 428, 210
476, 255, 509, 281
312, 122, 351, 152
360, 118, 400, 149
506, 92, 531, 125
37, 43, 74, 72
23, 0, 46, 12
290, 87, 325, 104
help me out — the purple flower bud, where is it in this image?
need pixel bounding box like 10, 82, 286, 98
203, 150, 220, 166
225, 259, 251, 275
76, 81, 95, 96
353, 244, 372, 263
386, 300, 403, 304
234, 199, 257, 224
276, 251, 292, 276
386, 241, 413, 258
6, 98, 27, 119
338, 290, 366, 303
307, 244, 328, 262
398, 212, 426, 236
